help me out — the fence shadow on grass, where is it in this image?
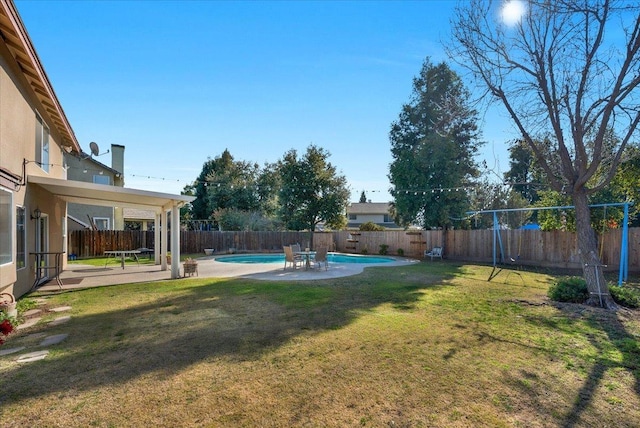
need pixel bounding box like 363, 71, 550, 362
0, 263, 460, 406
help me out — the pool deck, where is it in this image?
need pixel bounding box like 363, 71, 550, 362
37, 255, 419, 293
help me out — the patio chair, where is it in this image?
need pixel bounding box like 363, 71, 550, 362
313, 247, 329, 270
424, 246, 443, 261
283, 246, 301, 270
289, 243, 304, 263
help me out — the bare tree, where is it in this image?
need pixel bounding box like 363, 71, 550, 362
450, 0, 640, 308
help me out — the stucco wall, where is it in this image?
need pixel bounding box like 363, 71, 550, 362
0, 40, 69, 297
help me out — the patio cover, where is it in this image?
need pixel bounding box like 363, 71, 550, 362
28, 175, 195, 279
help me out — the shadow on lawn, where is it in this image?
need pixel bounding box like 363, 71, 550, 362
0, 263, 459, 405
562, 309, 640, 428
516, 304, 639, 428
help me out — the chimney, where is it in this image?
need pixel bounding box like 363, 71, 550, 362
111, 144, 125, 175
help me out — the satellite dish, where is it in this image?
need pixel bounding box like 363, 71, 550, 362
89, 142, 100, 157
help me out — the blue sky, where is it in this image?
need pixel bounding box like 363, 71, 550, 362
16, 0, 516, 202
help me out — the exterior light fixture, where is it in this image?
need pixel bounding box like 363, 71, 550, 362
31, 207, 41, 220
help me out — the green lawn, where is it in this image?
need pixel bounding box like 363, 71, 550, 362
1, 263, 638, 427
69, 253, 202, 267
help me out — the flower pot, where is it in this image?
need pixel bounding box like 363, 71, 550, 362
0, 293, 17, 318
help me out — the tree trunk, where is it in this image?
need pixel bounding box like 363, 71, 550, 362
573, 190, 617, 309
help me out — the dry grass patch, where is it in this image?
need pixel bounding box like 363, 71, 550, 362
1, 263, 638, 427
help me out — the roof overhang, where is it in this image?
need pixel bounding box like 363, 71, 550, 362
29, 175, 194, 212
0, 0, 80, 152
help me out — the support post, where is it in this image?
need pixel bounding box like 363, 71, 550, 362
154, 211, 161, 265
161, 208, 168, 271
619, 203, 629, 285
493, 212, 504, 266
171, 203, 180, 279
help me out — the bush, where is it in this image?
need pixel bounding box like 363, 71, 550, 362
397, 248, 404, 256
359, 222, 384, 231
547, 276, 589, 303
379, 244, 389, 255
610, 285, 640, 308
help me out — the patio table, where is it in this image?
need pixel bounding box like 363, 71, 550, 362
30, 251, 65, 290
104, 250, 141, 269
295, 250, 316, 270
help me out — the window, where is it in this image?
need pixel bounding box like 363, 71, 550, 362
36, 114, 50, 173
348, 214, 357, 220
93, 175, 110, 185
93, 217, 110, 230
384, 214, 391, 223
0, 188, 12, 265
16, 206, 25, 269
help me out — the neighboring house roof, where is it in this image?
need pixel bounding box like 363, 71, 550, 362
67, 214, 90, 229
347, 202, 392, 215
72, 152, 122, 176
0, 0, 80, 153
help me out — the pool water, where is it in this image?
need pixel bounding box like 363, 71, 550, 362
216, 253, 395, 264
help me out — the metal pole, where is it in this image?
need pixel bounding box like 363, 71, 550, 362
619, 203, 629, 285
586, 263, 607, 308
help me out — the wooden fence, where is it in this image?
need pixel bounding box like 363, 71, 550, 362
68, 227, 640, 271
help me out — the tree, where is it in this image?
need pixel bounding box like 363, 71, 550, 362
278, 145, 350, 241
359, 191, 368, 203
388, 58, 483, 229
213, 208, 280, 231
609, 145, 640, 226
190, 150, 261, 228
451, 0, 640, 309
503, 139, 546, 205
256, 162, 282, 218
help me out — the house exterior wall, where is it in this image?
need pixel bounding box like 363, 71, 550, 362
345, 203, 400, 229
65, 155, 117, 229
354, 213, 386, 224
63, 144, 125, 230
0, 41, 69, 297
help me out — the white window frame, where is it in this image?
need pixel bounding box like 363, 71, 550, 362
36, 113, 50, 173
16, 205, 26, 270
93, 217, 110, 230
93, 174, 110, 185
0, 187, 13, 266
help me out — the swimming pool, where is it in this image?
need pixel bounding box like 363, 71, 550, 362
216, 253, 395, 264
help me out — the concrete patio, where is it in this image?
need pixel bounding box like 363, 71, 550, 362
36, 255, 419, 293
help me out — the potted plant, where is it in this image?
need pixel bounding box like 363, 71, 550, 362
183, 258, 198, 276
0, 293, 17, 318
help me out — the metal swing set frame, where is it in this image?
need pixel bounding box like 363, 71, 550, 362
466, 202, 632, 285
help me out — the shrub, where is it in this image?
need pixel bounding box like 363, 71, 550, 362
0, 311, 16, 346
16, 297, 37, 314
397, 248, 404, 256
379, 244, 389, 255
547, 276, 589, 303
359, 222, 384, 231
610, 285, 640, 308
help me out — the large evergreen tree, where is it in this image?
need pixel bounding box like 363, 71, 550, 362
388, 58, 483, 229
503, 139, 546, 205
